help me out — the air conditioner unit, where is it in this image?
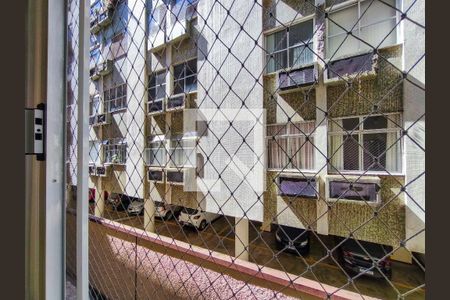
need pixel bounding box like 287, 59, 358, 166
98, 8, 113, 28
89, 165, 97, 176
277, 174, 318, 199
90, 67, 101, 80
166, 169, 184, 185
98, 59, 113, 76
93, 113, 111, 126
325, 175, 381, 204
147, 98, 165, 115
166, 94, 185, 111
278, 64, 317, 91
324, 52, 377, 83
90, 17, 101, 34
96, 165, 109, 177
147, 168, 165, 184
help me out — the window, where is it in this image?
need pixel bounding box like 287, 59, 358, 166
90, 47, 101, 70
145, 135, 166, 167
173, 59, 197, 95
148, 71, 166, 113
327, 0, 397, 58
89, 140, 101, 164
328, 114, 402, 173
104, 83, 127, 113
104, 138, 127, 164
169, 133, 197, 168
266, 19, 314, 73
267, 121, 315, 171
89, 94, 101, 116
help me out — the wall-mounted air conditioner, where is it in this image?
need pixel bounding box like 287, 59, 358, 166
93, 113, 111, 126
90, 67, 101, 80
147, 98, 165, 115
277, 173, 319, 199
98, 8, 113, 28
89, 164, 97, 176
278, 64, 317, 91
324, 52, 377, 84
325, 175, 381, 204
90, 17, 101, 34
166, 169, 184, 185
166, 94, 185, 111
96, 165, 109, 177
147, 168, 165, 184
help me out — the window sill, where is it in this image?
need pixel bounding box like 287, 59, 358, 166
267, 169, 318, 175
327, 170, 404, 177
265, 62, 316, 78
108, 108, 127, 114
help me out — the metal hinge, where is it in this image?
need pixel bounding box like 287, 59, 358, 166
25, 103, 45, 161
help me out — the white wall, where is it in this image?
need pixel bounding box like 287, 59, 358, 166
403, 0, 425, 254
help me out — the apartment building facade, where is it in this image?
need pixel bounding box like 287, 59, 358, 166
67, 0, 425, 263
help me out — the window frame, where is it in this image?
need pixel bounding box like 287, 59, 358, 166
264, 15, 315, 75
328, 112, 403, 175
148, 70, 167, 113
266, 120, 316, 173
172, 58, 197, 95
325, 0, 400, 60
104, 83, 127, 113
103, 138, 127, 165
168, 133, 198, 168
145, 135, 167, 167
89, 94, 102, 117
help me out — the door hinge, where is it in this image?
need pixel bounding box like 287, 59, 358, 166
25, 103, 45, 161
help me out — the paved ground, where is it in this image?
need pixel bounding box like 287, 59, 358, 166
102, 206, 425, 300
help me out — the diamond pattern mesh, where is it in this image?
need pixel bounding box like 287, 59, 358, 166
66, 0, 425, 299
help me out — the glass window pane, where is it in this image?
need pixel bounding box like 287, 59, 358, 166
364, 116, 388, 130
289, 45, 314, 67
343, 134, 359, 170
185, 76, 197, 93
342, 118, 360, 131
363, 133, 387, 171
267, 29, 287, 53
174, 81, 184, 95
186, 59, 197, 76
173, 64, 185, 79
328, 5, 358, 36
360, 0, 396, 27
289, 19, 313, 47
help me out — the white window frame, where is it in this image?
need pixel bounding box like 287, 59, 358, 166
325, 0, 400, 60
328, 112, 403, 175
168, 134, 198, 168
266, 120, 316, 172
148, 70, 167, 112
89, 93, 102, 116
172, 58, 197, 95
145, 135, 167, 167
103, 138, 127, 165
104, 83, 127, 113
264, 15, 315, 74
